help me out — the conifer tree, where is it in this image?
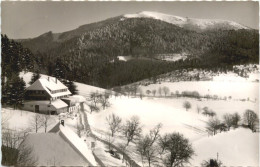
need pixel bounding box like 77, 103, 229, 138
6, 75, 26, 109
29, 70, 41, 85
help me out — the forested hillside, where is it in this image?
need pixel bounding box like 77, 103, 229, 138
9, 16, 259, 88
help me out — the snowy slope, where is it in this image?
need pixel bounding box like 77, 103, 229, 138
2, 108, 59, 132
88, 97, 208, 141
124, 11, 249, 31
191, 128, 259, 166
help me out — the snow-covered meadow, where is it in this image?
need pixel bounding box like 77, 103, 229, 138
87, 95, 259, 166
16, 71, 259, 166
139, 80, 258, 100
2, 108, 59, 133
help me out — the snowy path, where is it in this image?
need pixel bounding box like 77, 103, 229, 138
80, 109, 140, 167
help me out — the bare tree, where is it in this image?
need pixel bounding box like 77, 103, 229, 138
243, 109, 259, 132
158, 87, 162, 96
138, 88, 144, 100
152, 90, 156, 97
136, 123, 162, 167
16, 144, 38, 166
149, 123, 162, 145
2, 129, 20, 165
146, 90, 151, 96
2, 112, 11, 130
99, 93, 110, 109
162, 86, 170, 97
41, 114, 52, 133
158, 133, 194, 167
131, 85, 138, 97
124, 86, 131, 97
29, 114, 43, 133
175, 91, 179, 97
89, 92, 101, 107
201, 158, 223, 167
136, 136, 158, 167
197, 105, 201, 114
183, 101, 192, 111
88, 103, 100, 113
106, 113, 122, 137
223, 114, 233, 131
206, 117, 221, 135
2, 129, 34, 166
122, 116, 142, 146
231, 112, 241, 128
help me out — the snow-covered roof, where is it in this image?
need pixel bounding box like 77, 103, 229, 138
71, 95, 86, 103
52, 99, 68, 109
26, 77, 71, 98
24, 99, 68, 109
19, 133, 91, 166
59, 125, 97, 166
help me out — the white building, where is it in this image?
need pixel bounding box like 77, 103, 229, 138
23, 77, 80, 114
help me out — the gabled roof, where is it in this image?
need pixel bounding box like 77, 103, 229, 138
19, 133, 91, 166
26, 77, 71, 98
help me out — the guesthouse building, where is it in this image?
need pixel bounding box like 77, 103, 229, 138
23, 77, 80, 115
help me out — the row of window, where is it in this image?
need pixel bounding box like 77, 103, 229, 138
26, 96, 49, 100
51, 89, 67, 94
29, 90, 45, 94
51, 95, 69, 101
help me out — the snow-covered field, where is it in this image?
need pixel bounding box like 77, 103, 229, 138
192, 128, 259, 166
17, 71, 259, 166
88, 96, 259, 166
2, 108, 59, 133
139, 80, 258, 100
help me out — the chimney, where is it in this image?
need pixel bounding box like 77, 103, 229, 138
55, 78, 57, 84
61, 120, 65, 126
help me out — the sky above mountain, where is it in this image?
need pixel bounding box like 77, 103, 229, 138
2, 1, 259, 39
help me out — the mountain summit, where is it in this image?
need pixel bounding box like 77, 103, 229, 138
123, 11, 249, 31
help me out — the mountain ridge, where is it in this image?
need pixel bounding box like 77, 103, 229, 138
16, 11, 251, 42
123, 11, 250, 31
7, 11, 258, 88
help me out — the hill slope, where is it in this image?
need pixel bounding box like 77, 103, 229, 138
11, 11, 259, 88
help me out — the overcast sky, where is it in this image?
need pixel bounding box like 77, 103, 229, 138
2, 1, 259, 39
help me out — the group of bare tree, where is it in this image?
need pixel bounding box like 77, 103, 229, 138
137, 124, 194, 167
201, 107, 216, 117
243, 109, 259, 132
29, 114, 52, 133
106, 114, 142, 146
88, 91, 111, 113
206, 109, 258, 135
2, 128, 38, 166
105, 114, 194, 167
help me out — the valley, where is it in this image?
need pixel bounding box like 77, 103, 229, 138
1, 6, 259, 167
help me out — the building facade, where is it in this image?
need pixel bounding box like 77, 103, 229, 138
23, 77, 72, 114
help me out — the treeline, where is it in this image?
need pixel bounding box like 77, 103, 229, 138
1, 34, 34, 108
